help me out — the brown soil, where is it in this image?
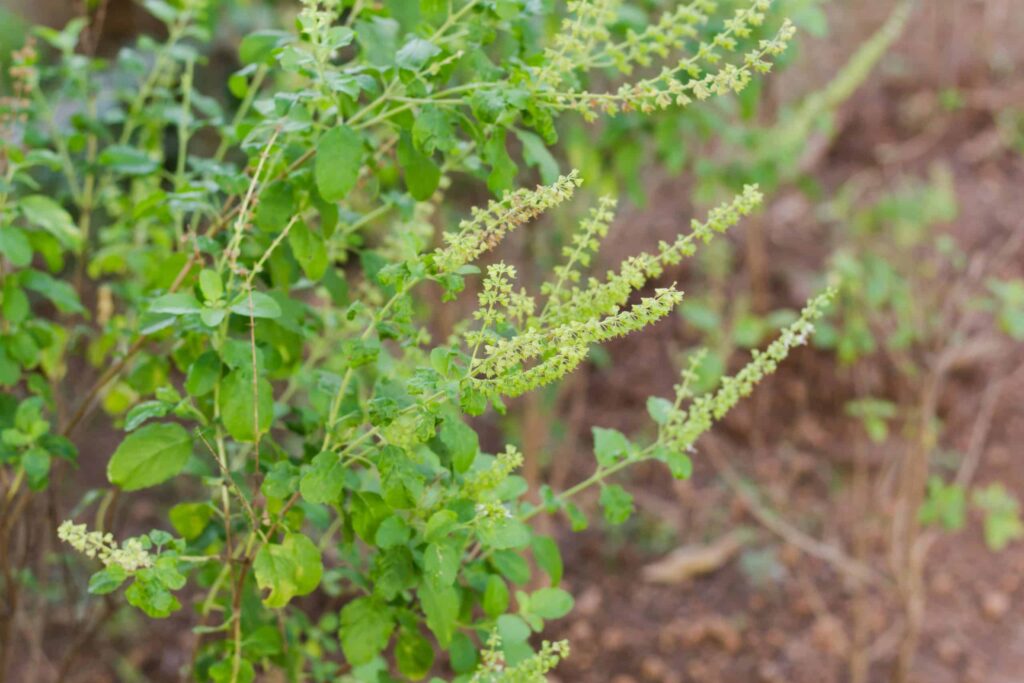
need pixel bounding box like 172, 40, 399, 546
540, 2, 1024, 682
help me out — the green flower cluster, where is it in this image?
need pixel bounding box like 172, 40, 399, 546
57, 521, 153, 572
533, 0, 795, 119
454, 183, 765, 405
532, 0, 618, 88
471, 635, 571, 683
464, 445, 525, 502
604, 1, 714, 75
434, 172, 583, 274
659, 290, 833, 454
472, 287, 683, 399
544, 184, 764, 326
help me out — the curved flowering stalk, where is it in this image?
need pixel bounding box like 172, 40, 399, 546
600, 1, 716, 75
470, 287, 683, 399
530, 0, 620, 88
457, 184, 765, 403
526, 0, 796, 119
658, 291, 831, 453
538, 195, 617, 317
433, 172, 582, 274
544, 184, 764, 326
519, 289, 835, 527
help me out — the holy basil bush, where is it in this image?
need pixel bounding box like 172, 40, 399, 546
0, 1, 830, 681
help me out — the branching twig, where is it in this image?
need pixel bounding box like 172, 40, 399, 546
704, 437, 883, 584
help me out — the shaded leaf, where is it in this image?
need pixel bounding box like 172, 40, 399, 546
107, 422, 192, 491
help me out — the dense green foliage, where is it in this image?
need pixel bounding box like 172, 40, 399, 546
0, 1, 835, 680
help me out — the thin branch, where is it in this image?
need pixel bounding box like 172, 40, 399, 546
704, 437, 884, 585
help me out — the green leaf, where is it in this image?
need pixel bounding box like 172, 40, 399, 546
255, 180, 295, 233
529, 587, 573, 619
253, 533, 323, 607
339, 597, 395, 665
299, 451, 346, 504
315, 125, 363, 202
324, 25, 355, 50
515, 130, 559, 184
351, 492, 390, 543
107, 422, 192, 491
490, 550, 530, 584
2, 282, 29, 324
198, 269, 223, 302
482, 574, 509, 617
34, 17, 86, 52
565, 502, 588, 531
0, 348, 19, 387
425, 509, 458, 542
438, 417, 478, 473
733, 314, 764, 348
169, 502, 212, 540
20, 195, 81, 250
974, 484, 1024, 551
984, 510, 1024, 551
531, 535, 563, 585
354, 17, 398, 66
150, 292, 202, 315
125, 571, 181, 618
22, 447, 51, 490
373, 547, 416, 600
423, 540, 460, 588
449, 632, 478, 674
478, 516, 531, 550
229, 291, 282, 319
396, 36, 440, 70
918, 476, 966, 531
420, 581, 458, 647
681, 301, 721, 332
200, 307, 226, 327
218, 369, 274, 443
599, 484, 634, 525
289, 220, 328, 281
153, 556, 185, 590
0, 227, 32, 267
124, 400, 170, 431
397, 133, 440, 201
379, 449, 423, 509
185, 351, 220, 397
664, 449, 693, 479
209, 659, 255, 683
492, 0, 520, 19
496, 614, 530, 643
97, 145, 159, 176
646, 397, 674, 426
484, 131, 517, 194
412, 107, 455, 155
396, 628, 435, 680
792, 4, 829, 37
239, 29, 289, 65
375, 515, 412, 548
262, 461, 299, 500
21, 270, 84, 314
592, 427, 631, 466
88, 565, 128, 595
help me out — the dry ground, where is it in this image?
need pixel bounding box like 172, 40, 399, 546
542, 2, 1024, 681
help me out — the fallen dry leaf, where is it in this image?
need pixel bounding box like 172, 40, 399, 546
642, 529, 752, 584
